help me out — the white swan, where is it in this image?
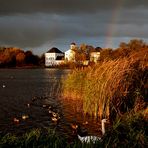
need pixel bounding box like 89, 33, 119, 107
72, 119, 107, 143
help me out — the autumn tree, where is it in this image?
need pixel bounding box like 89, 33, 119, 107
16, 52, 26, 66
0, 47, 40, 67
0, 48, 16, 67
73, 43, 88, 66
112, 39, 148, 59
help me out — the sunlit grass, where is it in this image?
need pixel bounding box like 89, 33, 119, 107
62, 49, 147, 120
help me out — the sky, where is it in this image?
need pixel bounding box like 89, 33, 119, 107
0, 0, 148, 55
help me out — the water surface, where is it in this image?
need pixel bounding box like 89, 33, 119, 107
0, 68, 101, 137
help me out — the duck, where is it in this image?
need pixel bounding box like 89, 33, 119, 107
2, 84, 6, 88
71, 119, 107, 143
27, 103, 30, 108
52, 112, 59, 118
51, 116, 60, 122
82, 121, 88, 125
13, 118, 20, 124
42, 104, 47, 108
48, 110, 53, 114
22, 115, 29, 120
32, 96, 37, 102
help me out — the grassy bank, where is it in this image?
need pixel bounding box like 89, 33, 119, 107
0, 110, 147, 147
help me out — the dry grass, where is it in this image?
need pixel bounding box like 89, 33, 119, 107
62, 48, 148, 120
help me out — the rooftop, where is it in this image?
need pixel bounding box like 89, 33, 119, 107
47, 47, 63, 53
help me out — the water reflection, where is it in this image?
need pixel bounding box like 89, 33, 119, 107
0, 69, 69, 135
0, 68, 101, 138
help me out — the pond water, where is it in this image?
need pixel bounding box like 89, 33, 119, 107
0, 68, 101, 137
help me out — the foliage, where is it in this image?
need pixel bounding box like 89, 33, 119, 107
112, 39, 148, 59
103, 110, 148, 147
0, 47, 41, 67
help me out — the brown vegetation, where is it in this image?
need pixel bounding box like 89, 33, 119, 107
62, 39, 148, 121
0, 47, 44, 67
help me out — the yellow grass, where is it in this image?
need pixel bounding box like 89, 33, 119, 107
62, 49, 148, 120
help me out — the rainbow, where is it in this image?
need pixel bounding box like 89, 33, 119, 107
105, 0, 125, 48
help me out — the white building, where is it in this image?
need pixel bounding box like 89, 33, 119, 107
65, 43, 76, 61
45, 47, 64, 67
90, 47, 102, 63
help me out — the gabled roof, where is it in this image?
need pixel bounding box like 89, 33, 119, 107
47, 47, 63, 53
71, 42, 76, 45
95, 47, 102, 52
89, 47, 102, 53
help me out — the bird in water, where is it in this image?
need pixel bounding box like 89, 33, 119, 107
22, 115, 29, 120
2, 84, 6, 88
71, 119, 107, 143
13, 118, 20, 124
51, 116, 60, 122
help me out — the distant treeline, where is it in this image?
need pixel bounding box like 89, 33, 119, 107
99, 39, 148, 61
0, 47, 45, 68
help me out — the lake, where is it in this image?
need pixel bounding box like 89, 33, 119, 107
0, 68, 100, 137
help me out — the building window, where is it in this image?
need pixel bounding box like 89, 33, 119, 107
48, 57, 54, 60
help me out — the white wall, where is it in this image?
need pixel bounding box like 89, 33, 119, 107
90, 52, 100, 62
65, 49, 75, 61
45, 52, 64, 66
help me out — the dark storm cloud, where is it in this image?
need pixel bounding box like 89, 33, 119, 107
0, 0, 148, 52
0, 12, 110, 48
0, 0, 148, 15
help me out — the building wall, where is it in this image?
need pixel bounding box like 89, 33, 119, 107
45, 52, 64, 66
65, 49, 75, 61
90, 52, 100, 63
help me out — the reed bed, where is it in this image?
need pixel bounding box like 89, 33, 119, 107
62, 49, 148, 120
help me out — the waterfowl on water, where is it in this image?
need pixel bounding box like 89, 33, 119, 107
42, 104, 52, 109
22, 115, 29, 120
52, 112, 59, 118
82, 121, 88, 125
51, 116, 60, 122
42, 104, 47, 108
2, 84, 6, 88
13, 118, 20, 124
27, 103, 30, 108
48, 110, 53, 114
71, 119, 107, 143
32, 96, 37, 101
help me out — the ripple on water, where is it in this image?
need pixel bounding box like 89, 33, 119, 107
0, 69, 101, 138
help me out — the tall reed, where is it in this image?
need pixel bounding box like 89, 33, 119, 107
62, 49, 147, 120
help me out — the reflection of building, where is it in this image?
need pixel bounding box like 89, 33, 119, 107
65, 43, 76, 61
90, 47, 102, 63
45, 47, 64, 67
